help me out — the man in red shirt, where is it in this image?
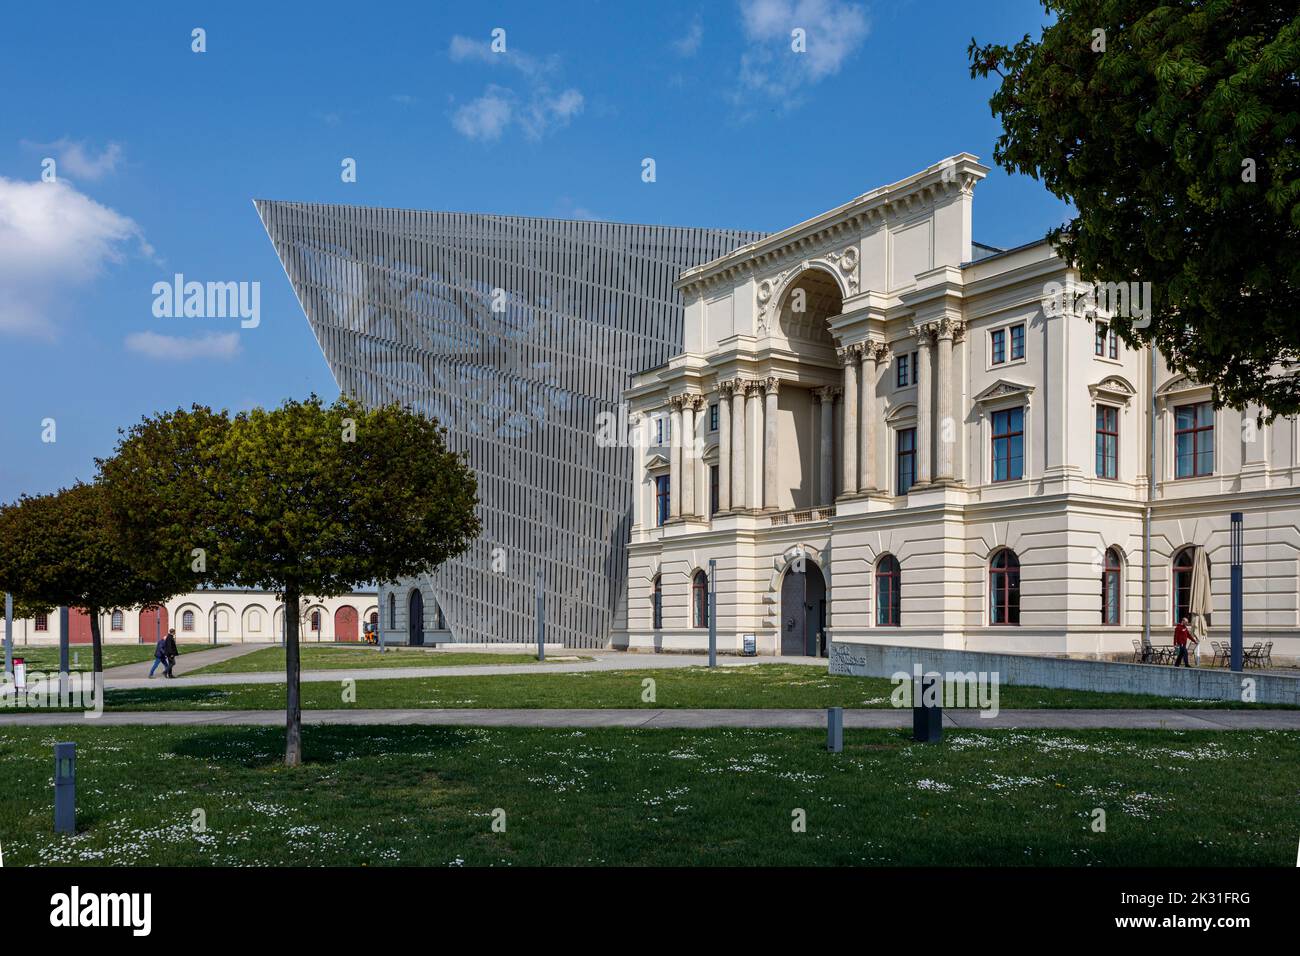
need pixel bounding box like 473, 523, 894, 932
1173, 615, 1197, 667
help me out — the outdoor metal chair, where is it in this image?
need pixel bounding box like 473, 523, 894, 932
1261, 641, 1273, 667
1131, 640, 1143, 663
1243, 641, 1264, 668
1209, 641, 1226, 667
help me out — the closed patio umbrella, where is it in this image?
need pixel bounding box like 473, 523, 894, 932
1189, 546, 1212, 664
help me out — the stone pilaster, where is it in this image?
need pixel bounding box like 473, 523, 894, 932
935, 316, 963, 483
914, 324, 934, 487
763, 377, 781, 511
837, 344, 861, 497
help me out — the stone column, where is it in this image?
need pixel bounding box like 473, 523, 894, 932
838, 345, 860, 497
915, 326, 933, 486
859, 343, 885, 493
816, 386, 836, 505
763, 378, 780, 511
716, 383, 732, 513
935, 317, 961, 482
668, 397, 682, 519
731, 380, 748, 510
681, 396, 698, 517
747, 380, 763, 511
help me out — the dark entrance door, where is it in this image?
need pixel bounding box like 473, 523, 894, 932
408, 590, 424, 646
780, 561, 827, 657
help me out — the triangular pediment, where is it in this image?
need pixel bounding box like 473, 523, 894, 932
973, 379, 1034, 404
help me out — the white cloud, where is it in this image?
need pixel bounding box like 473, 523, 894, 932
447, 35, 582, 142
23, 138, 124, 181
124, 331, 241, 361
673, 18, 704, 57
452, 87, 515, 142
735, 0, 870, 107
0, 176, 150, 337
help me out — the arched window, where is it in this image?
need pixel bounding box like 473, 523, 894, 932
182, 610, 195, 631
1101, 547, 1122, 625
875, 555, 901, 626
110, 609, 124, 631
989, 549, 1021, 625
692, 570, 709, 628
310, 610, 321, 632
369, 612, 378, 626
652, 574, 663, 629
388, 592, 396, 629
434, 602, 446, 630
1172, 547, 1211, 625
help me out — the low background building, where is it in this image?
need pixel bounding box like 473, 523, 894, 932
3, 590, 378, 646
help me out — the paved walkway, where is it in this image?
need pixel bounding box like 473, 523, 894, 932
1, 708, 1296, 729
98, 650, 817, 691
104, 642, 270, 679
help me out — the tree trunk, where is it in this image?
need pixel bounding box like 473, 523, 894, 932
284, 584, 302, 767
89, 606, 103, 677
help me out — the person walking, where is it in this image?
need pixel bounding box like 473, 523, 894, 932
163, 628, 179, 678
1173, 615, 1198, 667
148, 634, 169, 678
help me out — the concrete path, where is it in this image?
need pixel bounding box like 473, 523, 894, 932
1, 708, 1297, 730
103, 642, 272, 679
99, 650, 820, 691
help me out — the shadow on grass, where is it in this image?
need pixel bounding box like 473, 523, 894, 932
168, 724, 482, 768
103, 687, 234, 708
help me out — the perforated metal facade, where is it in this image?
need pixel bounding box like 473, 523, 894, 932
256, 200, 763, 647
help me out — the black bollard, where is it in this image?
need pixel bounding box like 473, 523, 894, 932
54, 741, 76, 833
826, 706, 843, 752
912, 674, 943, 743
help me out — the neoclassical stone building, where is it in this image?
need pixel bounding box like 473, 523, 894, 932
619, 155, 1300, 661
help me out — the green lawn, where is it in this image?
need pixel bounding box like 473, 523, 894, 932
0, 724, 1292, 866
10, 645, 223, 672
188, 645, 572, 675
100, 663, 1291, 711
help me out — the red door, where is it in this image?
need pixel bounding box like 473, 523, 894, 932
334, 606, 359, 643
68, 608, 93, 644
139, 606, 169, 644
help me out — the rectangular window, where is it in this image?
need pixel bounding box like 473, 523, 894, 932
709, 403, 719, 432
709, 464, 719, 516
896, 427, 916, 495
1108, 328, 1119, 359
1095, 405, 1118, 479
990, 329, 1006, 365
991, 408, 1025, 482
655, 417, 664, 445
110, 610, 124, 631
655, 475, 670, 526
896, 352, 911, 387
1010, 323, 1025, 360
1094, 322, 1108, 356
1174, 402, 1214, 478
35, 613, 48, 632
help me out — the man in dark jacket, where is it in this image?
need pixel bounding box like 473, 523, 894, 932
163, 628, 179, 678
148, 635, 169, 678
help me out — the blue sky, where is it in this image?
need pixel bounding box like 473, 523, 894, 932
0, 0, 1069, 500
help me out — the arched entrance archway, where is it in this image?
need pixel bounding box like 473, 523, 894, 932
408, 590, 424, 646
780, 561, 827, 657
139, 606, 168, 645
335, 605, 359, 642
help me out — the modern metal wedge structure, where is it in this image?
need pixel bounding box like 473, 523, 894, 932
256, 200, 763, 648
